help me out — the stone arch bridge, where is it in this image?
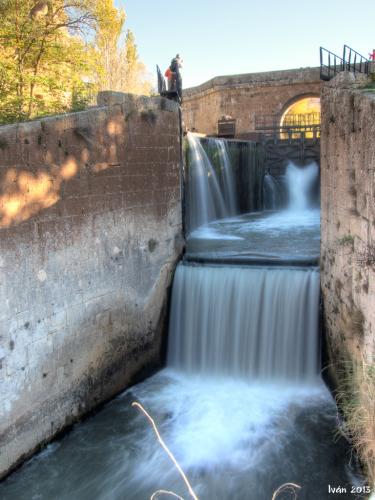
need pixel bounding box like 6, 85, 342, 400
182, 67, 321, 138
182, 67, 322, 174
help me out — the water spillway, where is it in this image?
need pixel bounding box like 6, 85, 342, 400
185, 133, 238, 232
212, 138, 238, 216
0, 135, 363, 500
263, 172, 282, 210
168, 264, 320, 380
286, 162, 319, 211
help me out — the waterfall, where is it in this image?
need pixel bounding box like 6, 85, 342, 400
263, 162, 319, 212
263, 173, 282, 210
285, 161, 319, 211
186, 133, 237, 232
208, 138, 238, 215
168, 263, 320, 380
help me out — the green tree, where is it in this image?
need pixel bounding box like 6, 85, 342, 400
92, 4, 152, 95
0, 0, 152, 124
93, 0, 126, 91
122, 29, 152, 95
0, 0, 96, 123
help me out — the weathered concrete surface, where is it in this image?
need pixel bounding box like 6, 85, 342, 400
183, 67, 321, 136
321, 73, 375, 481
0, 94, 182, 478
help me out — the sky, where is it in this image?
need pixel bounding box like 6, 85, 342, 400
116, 0, 375, 89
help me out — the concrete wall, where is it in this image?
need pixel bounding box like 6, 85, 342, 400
0, 93, 182, 478
320, 73, 375, 481
183, 67, 321, 136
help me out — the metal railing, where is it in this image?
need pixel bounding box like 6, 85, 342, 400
343, 44, 369, 75
262, 126, 321, 141
254, 112, 321, 139
282, 112, 321, 127
320, 45, 370, 81
320, 47, 345, 81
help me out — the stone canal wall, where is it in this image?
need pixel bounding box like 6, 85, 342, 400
0, 93, 183, 477
320, 73, 375, 482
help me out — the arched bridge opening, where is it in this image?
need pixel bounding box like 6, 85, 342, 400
280, 94, 321, 139
254, 94, 321, 176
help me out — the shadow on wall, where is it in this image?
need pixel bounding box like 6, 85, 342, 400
0, 116, 125, 229
0, 160, 77, 228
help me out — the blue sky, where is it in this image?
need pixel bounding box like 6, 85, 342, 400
116, 0, 375, 89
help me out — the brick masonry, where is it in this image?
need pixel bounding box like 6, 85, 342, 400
182, 67, 322, 136
0, 93, 183, 478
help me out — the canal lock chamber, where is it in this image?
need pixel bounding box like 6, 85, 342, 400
0, 133, 365, 500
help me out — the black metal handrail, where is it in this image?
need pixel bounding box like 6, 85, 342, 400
255, 113, 320, 131
282, 112, 321, 127
254, 112, 321, 141
320, 45, 370, 81
343, 44, 369, 75
320, 47, 345, 81
262, 126, 321, 141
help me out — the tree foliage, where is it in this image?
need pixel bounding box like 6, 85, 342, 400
93, 0, 126, 91
0, 0, 152, 125
122, 29, 151, 96
92, 2, 152, 95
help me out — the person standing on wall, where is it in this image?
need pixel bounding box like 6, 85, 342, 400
165, 66, 173, 91
170, 54, 183, 103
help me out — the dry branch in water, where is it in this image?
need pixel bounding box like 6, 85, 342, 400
150, 489, 185, 500
272, 482, 301, 500
133, 401, 301, 500
132, 401, 199, 500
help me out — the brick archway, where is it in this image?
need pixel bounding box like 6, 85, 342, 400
279, 93, 320, 125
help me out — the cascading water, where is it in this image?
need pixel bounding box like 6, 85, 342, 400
286, 162, 319, 211
263, 172, 282, 210
0, 140, 363, 500
186, 133, 238, 232
263, 162, 319, 212
168, 264, 320, 380
210, 138, 238, 216
187, 159, 321, 262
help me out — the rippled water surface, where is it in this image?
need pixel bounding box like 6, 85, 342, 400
187, 209, 320, 261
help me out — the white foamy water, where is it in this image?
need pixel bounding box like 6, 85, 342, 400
0, 366, 359, 500
131, 370, 329, 474
286, 161, 319, 211
122, 369, 339, 500
189, 225, 244, 241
